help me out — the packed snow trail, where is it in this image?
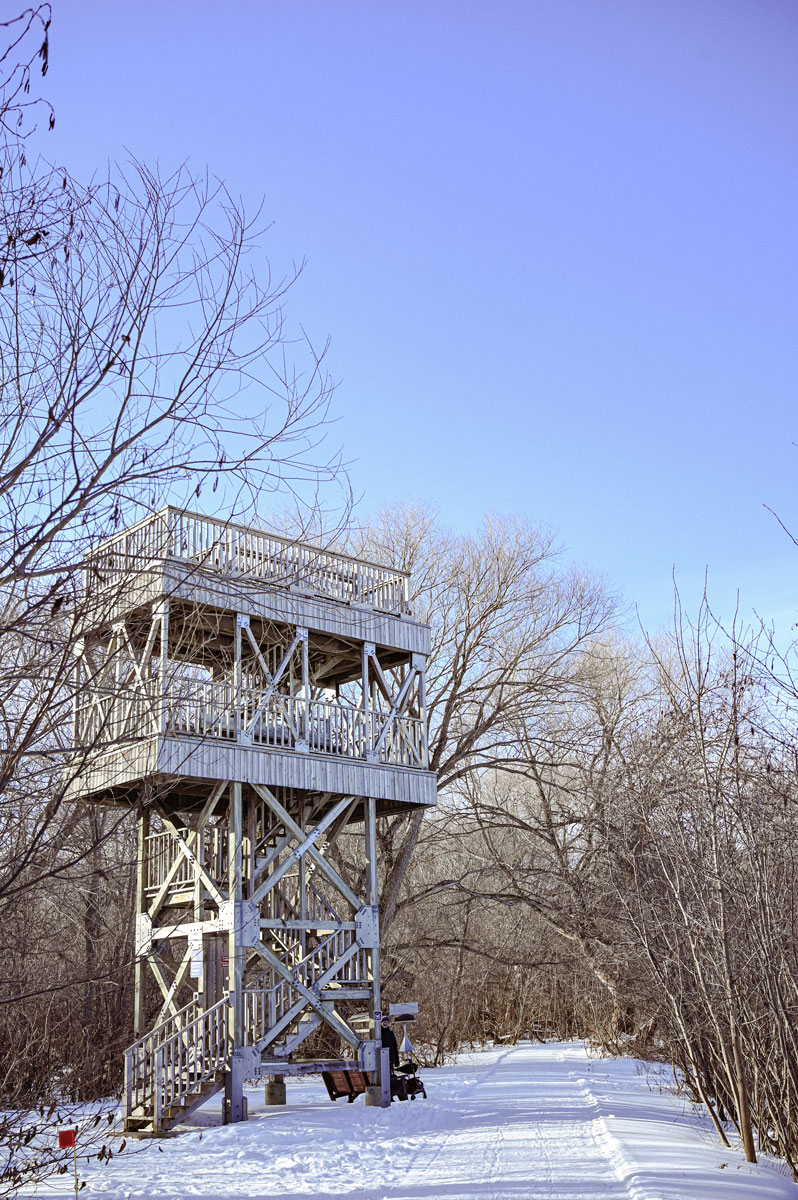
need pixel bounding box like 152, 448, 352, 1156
18, 1042, 795, 1200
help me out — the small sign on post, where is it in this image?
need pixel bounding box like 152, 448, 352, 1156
58, 1128, 79, 1199
187, 926, 204, 980
389, 1001, 418, 1021
389, 1001, 419, 1064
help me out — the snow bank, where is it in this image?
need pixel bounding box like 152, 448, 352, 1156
16, 1041, 796, 1199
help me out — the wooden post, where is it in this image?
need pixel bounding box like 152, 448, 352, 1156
134, 805, 149, 1039
159, 600, 169, 736
234, 616, 244, 740
364, 796, 389, 1107
300, 628, 310, 747
154, 1048, 163, 1131
227, 781, 246, 1122
363, 644, 374, 760
299, 851, 307, 959
415, 653, 429, 769
365, 797, 380, 1032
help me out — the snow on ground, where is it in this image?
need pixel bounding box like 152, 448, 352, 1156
18, 1041, 797, 1200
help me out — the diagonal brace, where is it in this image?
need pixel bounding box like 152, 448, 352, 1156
249, 796, 352, 907
373, 666, 418, 754
157, 811, 226, 906
249, 941, 360, 1049
251, 785, 360, 910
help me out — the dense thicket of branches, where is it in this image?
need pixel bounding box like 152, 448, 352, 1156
377, 577, 798, 1177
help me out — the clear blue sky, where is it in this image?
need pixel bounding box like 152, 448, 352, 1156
43, 0, 798, 636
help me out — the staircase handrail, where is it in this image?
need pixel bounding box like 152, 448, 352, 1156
125, 996, 200, 1057
124, 994, 230, 1126
249, 926, 347, 995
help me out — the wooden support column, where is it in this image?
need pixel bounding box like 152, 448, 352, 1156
234, 615, 245, 740
364, 795, 389, 1108
299, 849, 307, 958
245, 790, 256, 902
415, 653, 429, 770
364, 795, 381, 1032
226, 781, 246, 1123
363, 644, 375, 760
158, 600, 169, 736
133, 805, 150, 1039
299, 627, 309, 748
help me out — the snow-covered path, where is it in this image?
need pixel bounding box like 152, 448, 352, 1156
20, 1042, 796, 1199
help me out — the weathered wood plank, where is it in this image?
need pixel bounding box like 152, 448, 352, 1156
68, 732, 436, 811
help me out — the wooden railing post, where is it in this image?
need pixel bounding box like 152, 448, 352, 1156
153, 1048, 163, 1131
123, 1048, 133, 1120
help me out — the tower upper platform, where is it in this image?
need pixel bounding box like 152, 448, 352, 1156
70, 508, 437, 816
81, 506, 429, 655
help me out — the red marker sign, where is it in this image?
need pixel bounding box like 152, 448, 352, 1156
58, 1128, 80, 1198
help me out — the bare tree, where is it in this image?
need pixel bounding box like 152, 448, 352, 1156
414, 634, 647, 1029
345, 504, 616, 937
602, 604, 798, 1167
386, 810, 585, 1062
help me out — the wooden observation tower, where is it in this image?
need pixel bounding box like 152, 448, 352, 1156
69, 508, 435, 1132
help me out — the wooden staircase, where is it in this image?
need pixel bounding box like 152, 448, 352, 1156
123, 930, 370, 1133
123, 995, 230, 1133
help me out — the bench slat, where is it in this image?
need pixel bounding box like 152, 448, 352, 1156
322, 1069, 370, 1102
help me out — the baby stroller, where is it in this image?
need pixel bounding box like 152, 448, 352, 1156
391, 1060, 427, 1101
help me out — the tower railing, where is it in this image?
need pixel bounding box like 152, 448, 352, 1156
143, 825, 228, 896
74, 685, 428, 769
85, 507, 412, 615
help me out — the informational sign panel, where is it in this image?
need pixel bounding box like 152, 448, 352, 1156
389, 1001, 418, 1020
188, 926, 204, 980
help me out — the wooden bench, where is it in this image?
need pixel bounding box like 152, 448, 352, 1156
322, 1069, 369, 1103
322, 1068, 428, 1104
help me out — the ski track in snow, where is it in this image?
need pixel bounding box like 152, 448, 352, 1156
16, 1042, 797, 1200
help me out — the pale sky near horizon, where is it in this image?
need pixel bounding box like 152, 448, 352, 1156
40, 1, 798, 638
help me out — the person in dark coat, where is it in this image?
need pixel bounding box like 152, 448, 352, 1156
381, 1016, 400, 1069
